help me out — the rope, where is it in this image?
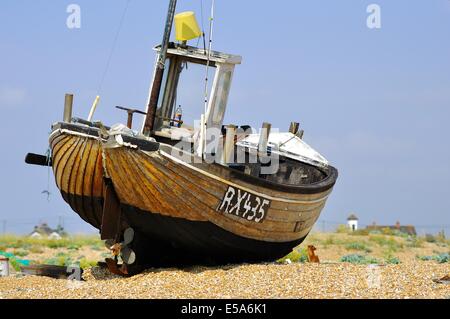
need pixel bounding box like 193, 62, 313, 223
96, 0, 131, 95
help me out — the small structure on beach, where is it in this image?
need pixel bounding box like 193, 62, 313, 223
347, 214, 359, 232
366, 221, 417, 236
29, 223, 67, 240
0, 256, 9, 277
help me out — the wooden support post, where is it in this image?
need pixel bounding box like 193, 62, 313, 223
289, 122, 300, 135
63, 94, 74, 123
223, 125, 237, 164
258, 122, 272, 154
101, 180, 122, 241
298, 129, 305, 139
116, 106, 147, 130
127, 113, 134, 129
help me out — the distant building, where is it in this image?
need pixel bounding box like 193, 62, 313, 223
48, 232, 62, 240
366, 221, 417, 236
30, 232, 43, 239
347, 214, 359, 232
29, 223, 67, 239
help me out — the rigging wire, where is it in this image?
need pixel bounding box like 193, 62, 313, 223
96, 0, 131, 95
42, 2, 131, 200
203, 0, 215, 117
198, 0, 215, 158
196, 0, 205, 48
201, 0, 207, 52
200, 0, 205, 33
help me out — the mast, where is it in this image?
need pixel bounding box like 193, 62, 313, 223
143, 0, 178, 136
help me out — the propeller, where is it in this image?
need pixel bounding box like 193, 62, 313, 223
104, 228, 136, 265
123, 228, 134, 245
121, 228, 136, 264
121, 246, 136, 265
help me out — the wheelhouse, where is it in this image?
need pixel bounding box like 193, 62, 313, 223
144, 43, 242, 145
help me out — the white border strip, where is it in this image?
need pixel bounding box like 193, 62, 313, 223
49, 128, 104, 142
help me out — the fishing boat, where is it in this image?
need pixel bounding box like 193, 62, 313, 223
26, 1, 338, 275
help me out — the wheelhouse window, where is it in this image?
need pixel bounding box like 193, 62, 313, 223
212, 70, 232, 126
147, 44, 240, 145
206, 64, 234, 133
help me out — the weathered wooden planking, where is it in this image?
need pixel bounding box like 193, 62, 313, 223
61, 138, 84, 197
49, 129, 333, 243
50, 135, 71, 154
159, 145, 335, 201
153, 151, 327, 226
50, 133, 104, 228
53, 137, 78, 189
148, 151, 304, 233
139, 149, 302, 234
157, 148, 332, 208
106, 148, 180, 217
266, 201, 327, 223
111, 148, 322, 241
74, 139, 94, 219
102, 143, 330, 241
130, 150, 210, 221
150, 150, 328, 219
105, 148, 301, 240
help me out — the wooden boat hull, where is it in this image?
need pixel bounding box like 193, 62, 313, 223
50, 123, 337, 266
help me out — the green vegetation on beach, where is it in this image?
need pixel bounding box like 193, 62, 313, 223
0, 235, 103, 250
0, 235, 104, 270
1, 230, 448, 271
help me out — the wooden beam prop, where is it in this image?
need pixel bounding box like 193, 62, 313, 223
101, 180, 122, 241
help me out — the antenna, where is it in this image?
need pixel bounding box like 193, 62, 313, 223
201, 0, 216, 159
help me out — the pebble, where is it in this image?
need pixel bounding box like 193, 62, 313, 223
0, 261, 448, 299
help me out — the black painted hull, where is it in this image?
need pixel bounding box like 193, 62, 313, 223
124, 203, 305, 266
62, 192, 304, 266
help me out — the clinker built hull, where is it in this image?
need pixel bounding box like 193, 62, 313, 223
50, 123, 337, 265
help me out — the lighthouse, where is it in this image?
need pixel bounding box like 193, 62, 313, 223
347, 214, 359, 232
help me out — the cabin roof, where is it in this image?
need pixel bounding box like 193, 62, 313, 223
154, 43, 242, 65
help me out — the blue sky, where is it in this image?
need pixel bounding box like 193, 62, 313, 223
0, 0, 449, 235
